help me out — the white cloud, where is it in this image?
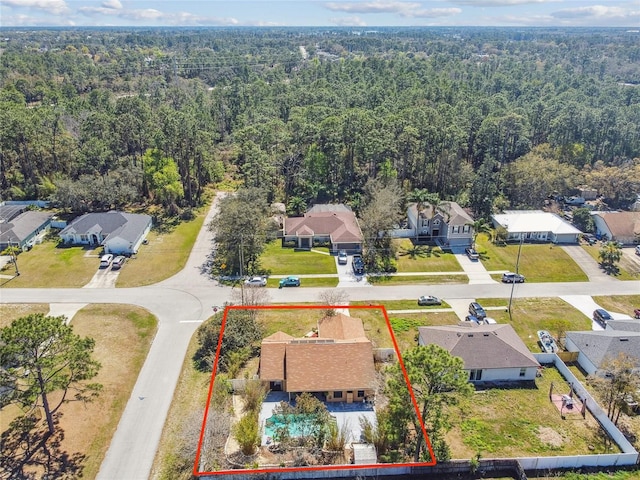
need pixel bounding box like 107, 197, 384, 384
324, 1, 460, 18
2, 0, 68, 15
552, 5, 638, 20
453, 0, 558, 5
0, 12, 74, 25
102, 0, 122, 9
331, 15, 368, 25
77, 5, 239, 26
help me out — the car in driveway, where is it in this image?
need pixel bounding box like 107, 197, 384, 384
465, 247, 480, 260
465, 314, 482, 324
99, 254, 114, 268
279, 276, 300, 288
469, 302, 487, 319
502, 272, 525, 283
337, 250, 348, 265
634, 308, 640, 319
593, 308, 612, 326
636, 245, 640, 256
352, 254, 365, 275
418, 295, 442, 306
245, 276, 267, 287
111, 255, 126, 270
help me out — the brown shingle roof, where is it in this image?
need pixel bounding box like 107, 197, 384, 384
409, 201, 474, 226
284, 208, 363, 243
259, 331, 294, 381
318, 313, 367, 340
596, 212, 640, 239
285, 340, 376, 392
418, 324, 539, 370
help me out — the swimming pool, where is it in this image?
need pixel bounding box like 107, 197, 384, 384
263, 414, 324, 440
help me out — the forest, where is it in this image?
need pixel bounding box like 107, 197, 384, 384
1, 27, 639, 219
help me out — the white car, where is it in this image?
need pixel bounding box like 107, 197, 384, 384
636, 245, 640, 256
99, 254, 114, 268
244, 276, 267, 287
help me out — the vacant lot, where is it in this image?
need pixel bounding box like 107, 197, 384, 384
476, 235, 587, 283
581, 245, 640, 281
259, 241, 337, 275
394, 239, 462, 272
0, 304, 157, 479
593, 295, 640, 318
447, 367, 617, 458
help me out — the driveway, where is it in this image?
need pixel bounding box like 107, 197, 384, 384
451, 247, 499, 284
336, 255, 370, 287
561, 245, 617, 282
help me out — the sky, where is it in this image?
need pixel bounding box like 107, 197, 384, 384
1, 0, 639, 28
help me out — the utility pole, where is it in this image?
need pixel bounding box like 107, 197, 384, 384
11, 238, 20, 276
508, 234, 524, 321
239, 236, 245, 305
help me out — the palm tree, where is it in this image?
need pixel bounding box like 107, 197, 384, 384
599, 241, 623, 275
408, 189, 449, 242
468, 218, 492, 248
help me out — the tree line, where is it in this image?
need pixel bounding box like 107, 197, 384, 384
1, 27, 639, 218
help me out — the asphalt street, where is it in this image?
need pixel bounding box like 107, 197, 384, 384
0, 193, 638, 479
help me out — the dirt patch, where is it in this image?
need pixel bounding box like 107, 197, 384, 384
538, 426, 565, 448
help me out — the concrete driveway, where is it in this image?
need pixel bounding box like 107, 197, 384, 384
561, 245, 617, 282
451, 247, 498, 284
336, 254, 370, 287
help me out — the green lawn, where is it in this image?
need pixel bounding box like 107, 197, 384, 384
259, 241, 337, 275
476, 234, 587, 282
265, 277, 338, 288
592, 295, 640, 317
367, 274, 468, 285
447, 367, 618, 458
353, 299, 451, 311
393, 238, 462, 272
1, 239, 99, 288
581, 245, 640, 281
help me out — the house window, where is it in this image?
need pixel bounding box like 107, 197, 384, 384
80, 235, 88, 241
519, 368, 526, 377
433, 219, 440, 226
357, 390, 365, 398
469, 369, 483, 381
333, 391, 343, 399
452, 226, 460, 234
421, 218, 429, 228
463, 225, 471, 233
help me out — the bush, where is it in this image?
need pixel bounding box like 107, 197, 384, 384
233, 412, 261, 456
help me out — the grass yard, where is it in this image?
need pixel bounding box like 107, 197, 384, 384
393, 238, 462, 272
0, 304, 157, 479
265, 277, 338, 288
592, 295, 640, 318
581, 245, 640, 281
476, 234, 587, 283
353, 299, 451, 311
447, 366, 618, 458
368, 274, 468, 285
477, 297, 591, 351
0, 239, 100, 288
259, 241, 337, 275
0, 304, 49, 327
116, 208, 208, 287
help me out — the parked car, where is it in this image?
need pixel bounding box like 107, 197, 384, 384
483, 317, 497, 324
99, 254, 114, 268
502, 272, 525, 283
465, 314, 481, 324
593, 308, 612, 326
465, 247, 480, 260
245, 276, 267, 287
111, 255, 126, 270
279, 276, 300, 288
468, 302, 486, 319
337, 250, 348, 265
352, 254, 365, 275
636, 245, 640, 256
418, 295, 442, 306
634, 308, 640, 319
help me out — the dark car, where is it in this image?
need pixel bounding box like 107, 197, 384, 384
469, 302, 487, 319
337, 250, 348, 265
593, 308, 612, 326
634, 308, 640, 319
352, 254, 365, 275
465, 314, 481, 324
465, 247, 480, 260
279, 276, 300, 288
418, 295, 442, 306
502, 272, 525, 283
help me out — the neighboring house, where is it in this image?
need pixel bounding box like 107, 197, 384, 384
492, 210, 582, 244
0, 205, 53, 251
259, 313, 377, 403
59, 211, 152, 255
591, 211, 640, 245
564, 330, 640, 375
418, 323, 540, 383
406, 201, 474, 247
282, 204, 363, 253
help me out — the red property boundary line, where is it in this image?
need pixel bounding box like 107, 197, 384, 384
193, 304, 436, 476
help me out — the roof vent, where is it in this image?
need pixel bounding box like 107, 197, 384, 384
620, 338, 629, 342
468, 334, 473, 337
483, 333, 490, 336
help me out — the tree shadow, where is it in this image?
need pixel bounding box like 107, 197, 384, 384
599, 263, 620, 276
0, 414, 85, 480
398, 244, 439, 259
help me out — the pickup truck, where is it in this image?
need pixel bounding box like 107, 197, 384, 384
352, 254, 365, 275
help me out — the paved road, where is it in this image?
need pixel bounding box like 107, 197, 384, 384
1, 195, 640, 479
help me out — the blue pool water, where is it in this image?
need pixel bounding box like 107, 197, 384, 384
263, 414, 320, 439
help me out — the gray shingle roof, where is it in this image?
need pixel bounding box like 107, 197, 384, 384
409, 201, 474, 226
60, 211, 151, 244
566, 330, 640, 369
0, 211, 53, 244
418, 323, 540, 370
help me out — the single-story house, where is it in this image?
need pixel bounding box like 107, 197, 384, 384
491, 210, 582, 244
59, 211, 152, 255
0, 205, 53, 251
282, 204, 363, 254
564, 330, 640, 375
259, 313, 376, 403
418, 323, 540, 383
407, 201, 474, 247
591, 211, 640, 245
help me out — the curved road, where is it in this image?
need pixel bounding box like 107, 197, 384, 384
1, 194, 639, 479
